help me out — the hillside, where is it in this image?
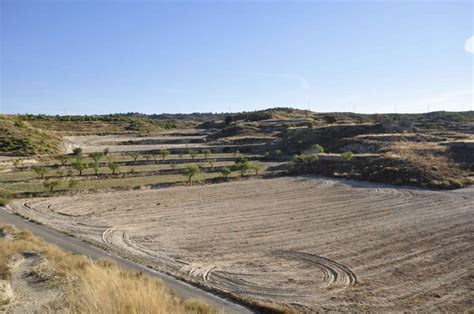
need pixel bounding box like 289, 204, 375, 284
0, 116, 62, 156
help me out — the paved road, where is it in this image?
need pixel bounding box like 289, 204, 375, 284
0, 207, 252, 314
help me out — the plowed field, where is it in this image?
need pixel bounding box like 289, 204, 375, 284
8, 177, 473, 311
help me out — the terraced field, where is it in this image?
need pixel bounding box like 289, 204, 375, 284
7, 177, 473, 311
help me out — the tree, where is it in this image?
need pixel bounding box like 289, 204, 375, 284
72, 158, 86, 176
275, 149, 283, 156
342, 151, 353, 161
58, 155, 69, 166
221, 167, 231, 180
312, 144, 325, 154
160, 149, 171, 161
33, 166, 47, 179
143, 154, 152, 161
207, 159, 216, 170
251, 162, 263, 175
233, 150, 240, 158
103, 147, 110, 156
108, 162, 119, 174
89, 161, 100, 175
182, 164, 200, 183
224, 115, 233, 125
128, 152, 140, 162
189, 150, 198, 160
89, 152, 104, 163
72, 147, 83, 156
43, 180, 61, 192
236, 161, 251, 177
201, 149, 211, 160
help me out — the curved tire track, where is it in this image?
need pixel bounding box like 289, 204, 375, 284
273, 250, 357, 288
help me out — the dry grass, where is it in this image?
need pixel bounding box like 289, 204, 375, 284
0, 225, 215, 314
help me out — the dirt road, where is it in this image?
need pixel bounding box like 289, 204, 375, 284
0, 207, 253, 314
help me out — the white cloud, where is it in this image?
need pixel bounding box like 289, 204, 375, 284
465, 36, 474, 54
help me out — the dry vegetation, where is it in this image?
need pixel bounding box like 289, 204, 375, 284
7, 177, 474, 312
0, 225, 215, 313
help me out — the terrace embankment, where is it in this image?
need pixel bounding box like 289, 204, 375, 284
7, 177, 474, 312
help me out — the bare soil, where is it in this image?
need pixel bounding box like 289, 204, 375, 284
63, 131, 208, 154
8, 177, 474, 312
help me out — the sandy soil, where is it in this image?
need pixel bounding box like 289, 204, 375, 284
8, 177, 474, 312
0, 252, 61, 313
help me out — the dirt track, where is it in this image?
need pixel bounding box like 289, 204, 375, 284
8, 177, 474, 311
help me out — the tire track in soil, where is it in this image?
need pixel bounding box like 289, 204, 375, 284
273, 251, 357, 288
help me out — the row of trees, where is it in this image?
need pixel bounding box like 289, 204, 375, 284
181, 160, 263, 183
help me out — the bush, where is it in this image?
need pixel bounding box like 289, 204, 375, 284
224, 116, 233, 125
342, 151, 353, 161
221, 167, 231, 179
72, 147, 83, 156
312, 144, 324, 154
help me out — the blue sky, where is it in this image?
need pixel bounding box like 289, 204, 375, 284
1, 0, 473, 115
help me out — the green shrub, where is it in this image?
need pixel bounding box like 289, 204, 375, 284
342, 151, 353, 161
312, 144, 324, 154
72, 147, 83, 156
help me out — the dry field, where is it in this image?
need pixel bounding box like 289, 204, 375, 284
8, 177, 474, 312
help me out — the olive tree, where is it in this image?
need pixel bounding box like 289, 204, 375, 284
33, 166, 47, 179
58, 155, 70, 166
72, 158, 86, 176
89, 161, 100, 175
127, 152, 140, 162
201, 149, 211, 160
189, 150, 198, 160
251, 162, 263, 175
108, 162, 119, 175
236, 161, 251, 177
160, 149, 171, 161
183, 164, 200, 183
221, 167, 231, 180
43, 180, 61, 192
89, 152, 104, 163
